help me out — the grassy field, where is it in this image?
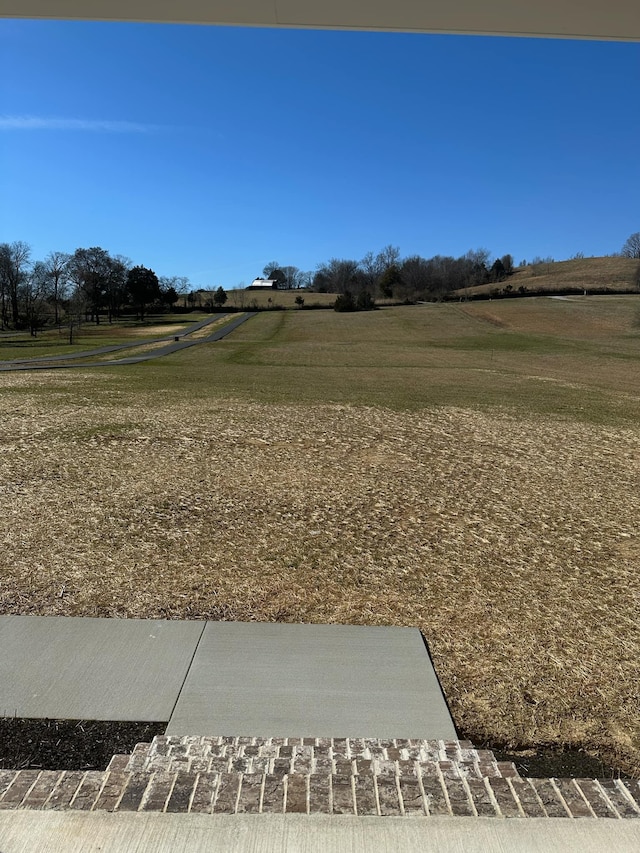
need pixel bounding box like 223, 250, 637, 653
1, 296, 639, 775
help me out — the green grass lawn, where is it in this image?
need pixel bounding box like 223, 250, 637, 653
111, 298, 640, 425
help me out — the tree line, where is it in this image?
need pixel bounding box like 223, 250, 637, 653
257, 248, 516, 307
4, 232, 637, 333
308, 245, 515, 304
265, 232, 639, 306
0, 242, 192, 334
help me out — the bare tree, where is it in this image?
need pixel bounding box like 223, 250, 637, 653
359, 251, 383, 292
621, 232, 640, 259
376, 244, 401, 270
68, 247, 117, 324
159, 275, 190, 307
174, 276, 190, 307
359, 247, 401, 294
43, 251, 71, 325
66, 287, 86, 344
298, 271, 313, 289
0, 241, 31, 328
280, 265, 305, 289
23, 261, 52, 336
313, 258, 359, 293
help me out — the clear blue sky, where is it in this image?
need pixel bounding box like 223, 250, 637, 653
1, 19, 639, 288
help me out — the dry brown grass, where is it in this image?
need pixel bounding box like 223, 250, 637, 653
456, 295, 640, 341
459, 256, 639, 298
124, 324, 186, 338
1, 366, 639, 774
223, 289, 337, 309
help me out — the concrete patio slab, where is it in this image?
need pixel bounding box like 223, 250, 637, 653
166, 622, 456, 738
0, 616, 204, 721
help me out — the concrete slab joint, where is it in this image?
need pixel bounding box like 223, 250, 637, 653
2, 617, 639, 829
0, 618, 455, 738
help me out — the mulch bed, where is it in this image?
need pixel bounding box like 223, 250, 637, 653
1, 717, 632, 779
0, 718, 165, 771
459, 727, 632, 779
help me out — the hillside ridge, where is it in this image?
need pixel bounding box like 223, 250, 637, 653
455, 256, 639, 300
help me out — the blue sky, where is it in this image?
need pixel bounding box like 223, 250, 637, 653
1, 19, 639, 288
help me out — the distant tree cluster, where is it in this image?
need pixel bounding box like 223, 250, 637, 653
0, 241, 192, 334
261, 261, 312, 290
309, 245, 515, 304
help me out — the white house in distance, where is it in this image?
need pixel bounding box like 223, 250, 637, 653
247, 278, 278, 291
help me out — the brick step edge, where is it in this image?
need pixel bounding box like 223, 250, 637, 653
112, 736, 519, 779
0, 768, 638, 818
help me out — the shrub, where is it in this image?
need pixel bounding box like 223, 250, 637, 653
334, 290, 357, 312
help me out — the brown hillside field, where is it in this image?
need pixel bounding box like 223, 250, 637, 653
1, 299, 639, 776
223, 289, 337, 309
459, 255, 639, 298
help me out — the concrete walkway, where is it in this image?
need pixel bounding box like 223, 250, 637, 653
0, 813, 639, 853
2, 617, 639, 851
0, 617, 456, 739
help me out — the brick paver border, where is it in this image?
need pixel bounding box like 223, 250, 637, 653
1, 738, 638, 818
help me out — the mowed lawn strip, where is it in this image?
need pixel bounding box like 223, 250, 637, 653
1, 298, 639, 776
